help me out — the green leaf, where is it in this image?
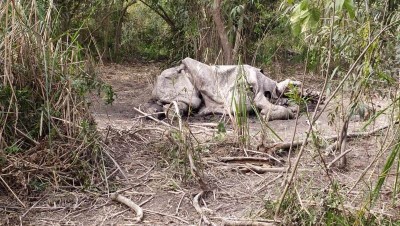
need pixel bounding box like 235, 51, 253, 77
343, 0, 355, 18
291, 22, 302, 36
290, 0, 321, 36
299, 0, 309, 10
308, 7, 321, 28
335, 0, 355, 18
335, 0, 344, 10
217, 122, 226, 133
372, 143, 400, 204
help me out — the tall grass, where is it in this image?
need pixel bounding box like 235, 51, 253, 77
231, 63, 251, 149
0, 0, 110, 194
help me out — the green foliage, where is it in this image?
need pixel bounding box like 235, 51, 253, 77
290, 0, 321, 36
162, 125, 204, 184
4, 144, 22, 155
282, 0, 400, 223
371, 142, 400, 205
271, 182, 400, 225
214, 122, 227, 141
336, 0, 355, 18
121, 2, 170, 60
29, 179, 48, 192
231, 64, 251, 147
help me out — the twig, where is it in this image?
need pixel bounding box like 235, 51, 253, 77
143, 209, 189, 224
327, 148, 354, 168
139, 195, 154, 206
100, 150, 110, 196
132, 112, 164, 120
133, 107, 178, 130
193, 191, 215, 225
125, 191, 155, 196
101, 146, 128, 180
188, 124, 218, 131
255, 174, 283, 193
265, 122, 396, 153
216, 156, 277, 164
211, 162, 305, 174
222, 219, 275, 226
238, 164, 313, 174
104, 125, 111, 143
189, 122, 219, 127
175, 193, 185, 215
295, 186, 310, 215
110, 209, 129, 219
137, 164, 155, 179
15, 127, 39, 145
0, 206, 65, 211
0, 176, 25, 208
21, 195, 46, 218
110, 193, 143, 223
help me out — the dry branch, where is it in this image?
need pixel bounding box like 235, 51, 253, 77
223, 219, 275, 226
263, 122, 396, 153
239, 164, 311, 174
193, 191, 215, 226
110, 193, 143, 222
216, 163, 313, 174
143, 209, 189, 224
133, 107, 178, 130
102, 146, 128, 180
217, 156, 278, 164
327, 148, 354, 168
0, 176, 26, 208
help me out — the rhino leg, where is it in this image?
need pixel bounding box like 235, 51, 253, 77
261, 105, 295, 121
163, 102, 189, 118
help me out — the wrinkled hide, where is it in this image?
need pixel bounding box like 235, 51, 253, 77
151, 57, 300, 120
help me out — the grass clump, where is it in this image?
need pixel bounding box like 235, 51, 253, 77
0, 0, 113, 194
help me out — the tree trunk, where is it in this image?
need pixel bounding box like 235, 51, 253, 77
139, 0, 178, 34
337, 118, 349, 169
114, 0, 138, 60
232, 4, 246, 62
211, 0, 233, 64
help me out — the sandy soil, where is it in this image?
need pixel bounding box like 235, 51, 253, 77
1, 62, 399, 225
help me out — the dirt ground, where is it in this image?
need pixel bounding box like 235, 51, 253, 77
1, 62, 399, 225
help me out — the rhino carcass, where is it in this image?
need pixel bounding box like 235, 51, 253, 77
148, 57, 300, 120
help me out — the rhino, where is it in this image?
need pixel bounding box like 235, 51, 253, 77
147, 57, 301, 120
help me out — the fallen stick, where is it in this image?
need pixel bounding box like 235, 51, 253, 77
133, 107, 178, 130
189, 122, 219, 127
263, 122, 397, 153
101, 147, 128, 180
131, 112, 165, 120
217, 156, 278, 164
223, 219, 275, 226
110, 193, 143, 223
193, 191, 215, 225
239, 164, 290, 174
218, 163, 314, 174
254, 174, 283, 193
143, 209, 189, 224
327, 148, 353, 168
0, 176, 25, 208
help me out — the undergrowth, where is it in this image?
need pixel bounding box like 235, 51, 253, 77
0, 0, 114, 195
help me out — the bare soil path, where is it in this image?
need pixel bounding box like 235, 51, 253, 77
1, 62, 398, 225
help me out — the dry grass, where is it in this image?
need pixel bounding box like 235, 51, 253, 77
0, 0, 115, 198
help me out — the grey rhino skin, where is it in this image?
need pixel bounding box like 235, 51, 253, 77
149, 57, 300, 120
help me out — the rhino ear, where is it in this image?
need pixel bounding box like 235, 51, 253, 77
177, 63, 186, 73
